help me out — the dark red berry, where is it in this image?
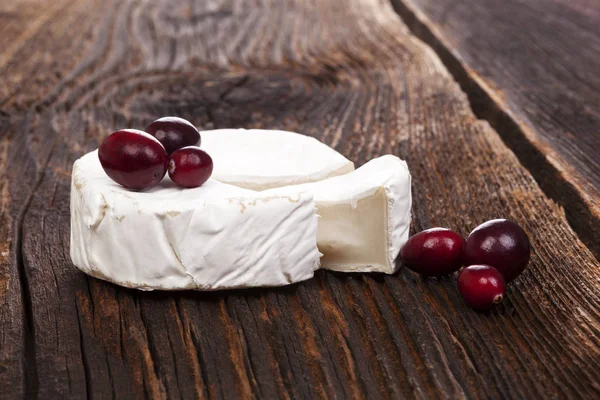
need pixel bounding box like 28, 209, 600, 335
98, 129, 168, 191
464, 219, 530, 282
458, 265, 506, 311
145, 117, 200, 155
168, 147, 213, 188
400, 228, 465, 276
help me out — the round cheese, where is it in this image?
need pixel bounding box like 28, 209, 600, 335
70, 151, 320, 291
200, 129, 354, 190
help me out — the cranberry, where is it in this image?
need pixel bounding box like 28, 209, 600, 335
464, 219, 530, 282
169, 147, 213, 188
98, 129, 168, 191
400, 228, 465, 276
145, 117, 200, 155
458, 265, 506, 311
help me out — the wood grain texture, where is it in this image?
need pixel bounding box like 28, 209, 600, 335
1, 0, 599, 398
391, 0, 600, 258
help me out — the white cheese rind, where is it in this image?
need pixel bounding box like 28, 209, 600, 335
270, 155, 412, 274
70, 151, 320, 291
201, 129, 354, 190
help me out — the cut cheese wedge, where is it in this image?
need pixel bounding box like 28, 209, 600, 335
201, 129, 354, 190
267, 155, 412, 274
70, 151, 320, 291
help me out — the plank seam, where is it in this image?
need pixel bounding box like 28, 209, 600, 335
389, 0, 600, 262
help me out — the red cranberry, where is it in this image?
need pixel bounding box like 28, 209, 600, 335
98, 129, 168, 191
145, 117, 200, 155
464, 219, 530, 282
168, 147, 213, 188
458, 265, 506, 311
400, 228, 465, 276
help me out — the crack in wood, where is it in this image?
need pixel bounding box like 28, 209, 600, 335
75, 300, 91, 399
12, 129, 60, 399
14, 175, 41, 400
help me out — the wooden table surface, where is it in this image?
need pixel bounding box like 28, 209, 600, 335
1, 0, 598, 398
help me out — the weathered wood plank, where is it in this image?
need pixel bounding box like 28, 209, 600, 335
0, 119, 28, 399
1, 0, 599, 399
391, 0, 600, 257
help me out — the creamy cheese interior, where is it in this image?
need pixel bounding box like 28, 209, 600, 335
317, 187, 390, 271
269, 155, 412, 274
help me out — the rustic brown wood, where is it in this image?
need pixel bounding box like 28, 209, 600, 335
0, 119, 28, 399
391, 0, 600, 259
1, 0, 599, 398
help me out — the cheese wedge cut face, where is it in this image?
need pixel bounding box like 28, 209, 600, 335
70, 151, 320, 291
267, 155, 412, 274
201, 129, 354, 190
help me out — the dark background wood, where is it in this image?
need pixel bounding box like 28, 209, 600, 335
0, 0, 599, 399
392, 0, 600, 259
